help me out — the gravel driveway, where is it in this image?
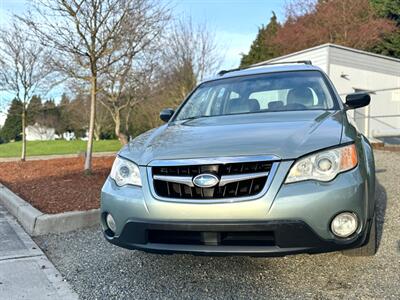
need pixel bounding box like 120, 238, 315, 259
35, 150, 400, 299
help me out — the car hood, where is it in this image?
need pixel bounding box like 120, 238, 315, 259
119, 110, 344, 165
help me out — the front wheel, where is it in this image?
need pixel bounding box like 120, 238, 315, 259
343, 215, 377, 257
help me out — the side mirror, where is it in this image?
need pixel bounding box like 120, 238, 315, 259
160, 108, 174, 122
345, 92, 370, 110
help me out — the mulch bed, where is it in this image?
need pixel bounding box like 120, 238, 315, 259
372, 143, 400, 152
0, 156, 114, 214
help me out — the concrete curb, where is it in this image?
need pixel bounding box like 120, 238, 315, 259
0, 183, 99, 236
34, 209, 100, 236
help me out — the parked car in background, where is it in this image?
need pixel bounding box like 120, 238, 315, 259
101, 62, 376, 257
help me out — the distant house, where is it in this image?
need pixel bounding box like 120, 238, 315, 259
26, 123, 55, 141
259, 43, 400, 142
61, 131, 76, 141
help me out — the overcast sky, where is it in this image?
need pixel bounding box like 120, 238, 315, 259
0, 0, 286, 125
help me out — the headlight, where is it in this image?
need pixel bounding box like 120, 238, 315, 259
110, 156, 142, 187
285, 144, 358, 183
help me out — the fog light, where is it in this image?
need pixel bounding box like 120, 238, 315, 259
331, 212, 358, 238
106, 213, 117, 233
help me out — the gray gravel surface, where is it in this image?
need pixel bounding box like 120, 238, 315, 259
35, 150, 400, 299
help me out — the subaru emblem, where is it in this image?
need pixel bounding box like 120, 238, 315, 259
193, 174, 219, 188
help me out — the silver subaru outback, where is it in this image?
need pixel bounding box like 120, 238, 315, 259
101, 62, 376, 257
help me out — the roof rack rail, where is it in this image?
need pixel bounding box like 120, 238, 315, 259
218, 68, 241, 76
217, 60, 312, 76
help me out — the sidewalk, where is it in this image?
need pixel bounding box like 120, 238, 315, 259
0, 204, 78, 300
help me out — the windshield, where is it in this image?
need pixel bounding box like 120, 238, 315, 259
174, 71, 337, 121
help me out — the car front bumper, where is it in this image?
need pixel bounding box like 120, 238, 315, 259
101, 161, 374, 256
102, 219, 372, 256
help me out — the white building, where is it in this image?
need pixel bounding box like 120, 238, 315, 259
260, 43, 400, 141
26, 123, 55, 141
54, 131, 76, 141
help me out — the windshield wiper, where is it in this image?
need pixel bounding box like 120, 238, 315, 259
179, 115, 207, 122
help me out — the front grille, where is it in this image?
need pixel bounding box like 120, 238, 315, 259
152, 161, 274, 200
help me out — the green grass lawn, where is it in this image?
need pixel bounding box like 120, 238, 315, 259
0, 140, 122, 158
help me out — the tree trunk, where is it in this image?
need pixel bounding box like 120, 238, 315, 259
115, 110, 128, 145
94, 121, 101, 141
115, 110, 121, 138
21, 107, 26, 161
84, 75, 97, 173
125, 105, 132, 134
94, 129, 100, 141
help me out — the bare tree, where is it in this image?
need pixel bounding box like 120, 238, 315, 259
159, 18, 223, 103
123, 68, 154, 137
96, 2, 167, 145
22, 0, 169, 172
94, 98, 113, 141
119, 18, 223, 135
99, 52, 158, 144
0, 20, 52, 161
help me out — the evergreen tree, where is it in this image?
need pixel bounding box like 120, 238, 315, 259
43, 99, 57, 111
27, 95, 42, 125
0, 99, 23, 142
240, 12, 281, 67
60, 93, 70, 107
0, 124, 3, 144
59, 93, 72, 134
37, 99, 61, 132
371, 0, 400, 21
370, 0, 400, 58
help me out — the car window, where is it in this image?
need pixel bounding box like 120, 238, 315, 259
175, 71, 336, 121
250, 88, 320, 109
209, 87, 227, 115
229, 91, 240, 99
249, 90, 289, 109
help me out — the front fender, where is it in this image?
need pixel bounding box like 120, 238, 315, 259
341, 112, 375, 218
359, 135, 376, 218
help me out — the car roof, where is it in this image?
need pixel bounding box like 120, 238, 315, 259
202, 64, 324, 83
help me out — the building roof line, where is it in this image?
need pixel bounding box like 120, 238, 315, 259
264, 43, 400, 64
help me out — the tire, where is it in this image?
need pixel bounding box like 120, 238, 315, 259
343, 215, 377, 257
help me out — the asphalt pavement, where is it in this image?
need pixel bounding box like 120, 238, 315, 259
34, 150, 400, 299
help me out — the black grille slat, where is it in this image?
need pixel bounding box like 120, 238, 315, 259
222, 185, 227, 198
234, 181, 240, 197
178, 182, 182, 197
166, 182, 171, 196
248, 179, 254, 195
153, 161, 272, 200
152, 161, 273, 177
